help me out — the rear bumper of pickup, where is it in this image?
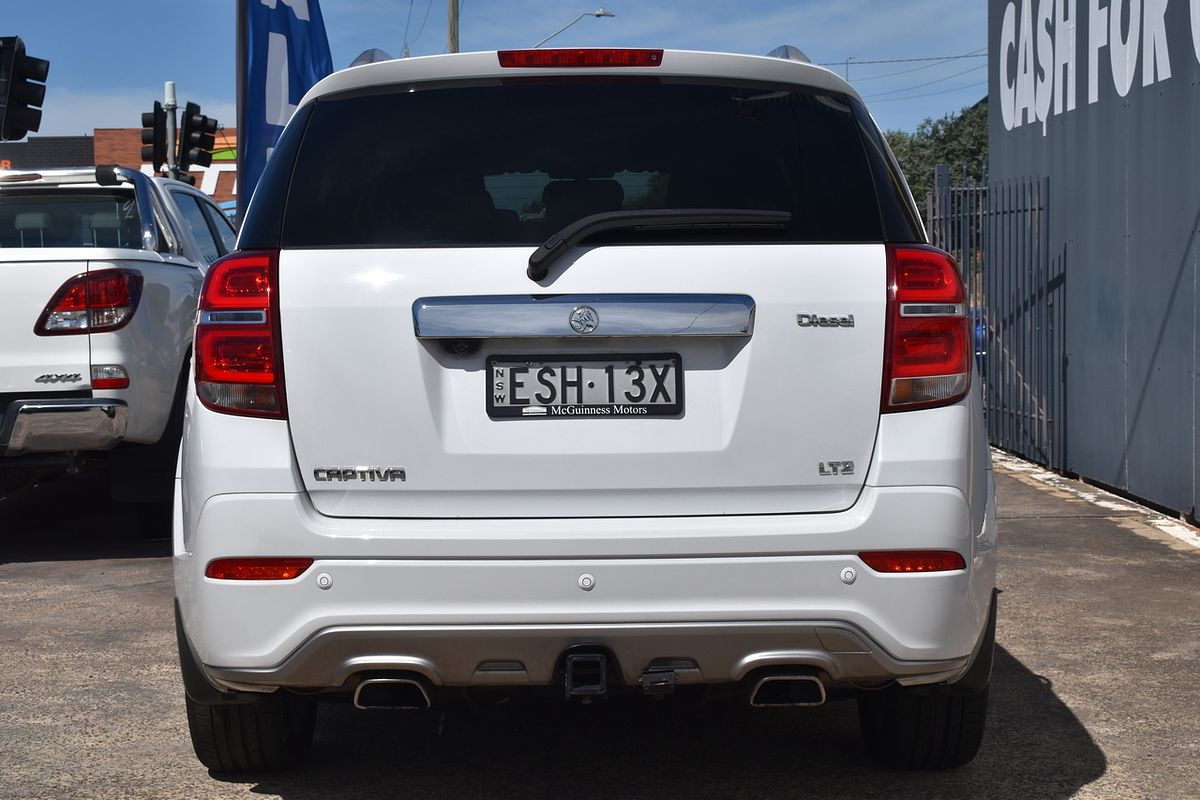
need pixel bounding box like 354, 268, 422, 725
1, 398, 127, 456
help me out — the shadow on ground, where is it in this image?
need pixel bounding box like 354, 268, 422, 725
0, 473, 169, 563
218, 647, 1104, 800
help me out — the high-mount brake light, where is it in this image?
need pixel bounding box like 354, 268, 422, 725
858, 550, 966, 573
882, 244, 971, 412
205, 557, 314, 581
498, 48, 663, 68
34, 269, 143, 336
194, 250, 286, 418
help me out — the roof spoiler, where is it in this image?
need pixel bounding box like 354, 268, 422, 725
766, 45, 812, 64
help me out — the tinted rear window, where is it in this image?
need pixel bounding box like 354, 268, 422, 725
273, 79, 919, 248
0, 189, 142, 249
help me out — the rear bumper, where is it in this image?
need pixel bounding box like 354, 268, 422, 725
203, 619, 972, 694
175, 484, 998, 692
1, 398, 127, 455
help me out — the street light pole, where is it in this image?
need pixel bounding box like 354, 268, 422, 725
533, 7, 615, 48
448, 0, 459, 53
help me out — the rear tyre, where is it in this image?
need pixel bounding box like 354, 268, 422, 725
856, 682, 989, 769
185, 691, 317, 773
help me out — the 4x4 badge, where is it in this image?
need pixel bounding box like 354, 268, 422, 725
569, 305, 599, 335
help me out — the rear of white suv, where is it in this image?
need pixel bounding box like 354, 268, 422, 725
175, 48, 996, 772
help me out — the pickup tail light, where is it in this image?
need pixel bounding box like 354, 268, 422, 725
34, 269, 143, 335
194, 250, 286, 418
858, 550, 966, 573
498, 49, 663, 68
205, 557, 313, 580
91, 364, 130, 390
882, 244, 971, 412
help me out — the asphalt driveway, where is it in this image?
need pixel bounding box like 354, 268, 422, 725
0, 459, 1197, 799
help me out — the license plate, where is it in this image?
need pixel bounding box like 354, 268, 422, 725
487, 354, 683, 419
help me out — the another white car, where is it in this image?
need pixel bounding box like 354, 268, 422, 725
0, 166, 236, 509
175, 48, 997, 772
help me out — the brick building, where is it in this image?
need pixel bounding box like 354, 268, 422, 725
0, 129, 238, 205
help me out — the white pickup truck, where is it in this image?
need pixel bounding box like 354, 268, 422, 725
0, 165, 236, 509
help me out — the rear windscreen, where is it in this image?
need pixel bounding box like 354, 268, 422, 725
276, 80, 918, 248
0, 189, 142, 249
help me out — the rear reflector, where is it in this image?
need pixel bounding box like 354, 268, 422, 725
498, 48, 663, 68
194, 250, 286, 418
882, 245, 970, 412
34, 269, 143, 336
91, 364, 129, 390
205, 558, 314, 581
858, 550, 966, 573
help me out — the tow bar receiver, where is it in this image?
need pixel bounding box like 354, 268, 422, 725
565, 653, 607, 699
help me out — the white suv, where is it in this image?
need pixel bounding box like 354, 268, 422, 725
174, 48, 997, 772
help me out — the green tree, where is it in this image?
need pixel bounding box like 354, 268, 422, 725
885, 98, 988, 206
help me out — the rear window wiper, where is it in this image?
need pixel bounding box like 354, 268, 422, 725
527, 208, 792, 281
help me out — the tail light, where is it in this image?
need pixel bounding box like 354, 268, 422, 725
194, 250, 286, 418
882, 244, 971, 412
34, 269, 143, 335
91, 364, 130, 390
205, 557, 313, 580
858, 550, 966, 573
498, 49, 663, 68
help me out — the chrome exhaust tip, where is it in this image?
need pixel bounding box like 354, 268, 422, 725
353, 677, 432, 710
749, 674, 827, 707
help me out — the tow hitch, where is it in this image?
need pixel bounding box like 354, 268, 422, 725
564, 653, 607, 700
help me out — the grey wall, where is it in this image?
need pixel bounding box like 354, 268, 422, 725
989, 0, 1199, 516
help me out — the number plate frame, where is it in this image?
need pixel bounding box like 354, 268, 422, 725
486, 353, 684, 420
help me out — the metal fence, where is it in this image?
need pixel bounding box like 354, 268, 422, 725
927, 169, 1065, 470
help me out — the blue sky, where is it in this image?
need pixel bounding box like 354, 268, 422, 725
5, 0, 986, 137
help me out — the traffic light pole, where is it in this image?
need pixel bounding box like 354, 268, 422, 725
164, 81, 178, 180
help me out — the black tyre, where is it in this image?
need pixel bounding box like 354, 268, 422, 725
185, 691, 317, 773
857, 682, 989, 769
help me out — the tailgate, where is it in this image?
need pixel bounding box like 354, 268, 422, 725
0, 258, 91, 397
279, 244, 885, 518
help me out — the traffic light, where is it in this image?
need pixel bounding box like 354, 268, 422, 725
140, 101, 167, 173
0, 36, 50, 141
177, 101, 217, 173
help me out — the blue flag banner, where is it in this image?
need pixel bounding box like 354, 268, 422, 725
237, 0, 333, 221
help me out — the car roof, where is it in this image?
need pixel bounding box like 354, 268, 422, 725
300, 48, 862, 107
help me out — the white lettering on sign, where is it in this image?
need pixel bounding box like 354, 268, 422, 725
1109, 0, 1141, 97
1016, 0, 1037, 126
1036, 0, 1055, 131
1000, 2, 1018, 129
1143, 0, 1172, 85
1000, 0, 1186, 134
1088, 0, 1109, 104
1055, 0, 1078, 114
1193, 0, 1200, 63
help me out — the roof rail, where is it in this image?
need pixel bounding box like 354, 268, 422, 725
766, 45, 812, 64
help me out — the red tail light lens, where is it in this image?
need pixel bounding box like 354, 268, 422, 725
882, 244, 971, 412
34, 269, 143, 335
205, 557, 313, 580
91, 364, 130, 390
858, 550, 966, 573
498, 49, 663, 68
195, 250, 286, 418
